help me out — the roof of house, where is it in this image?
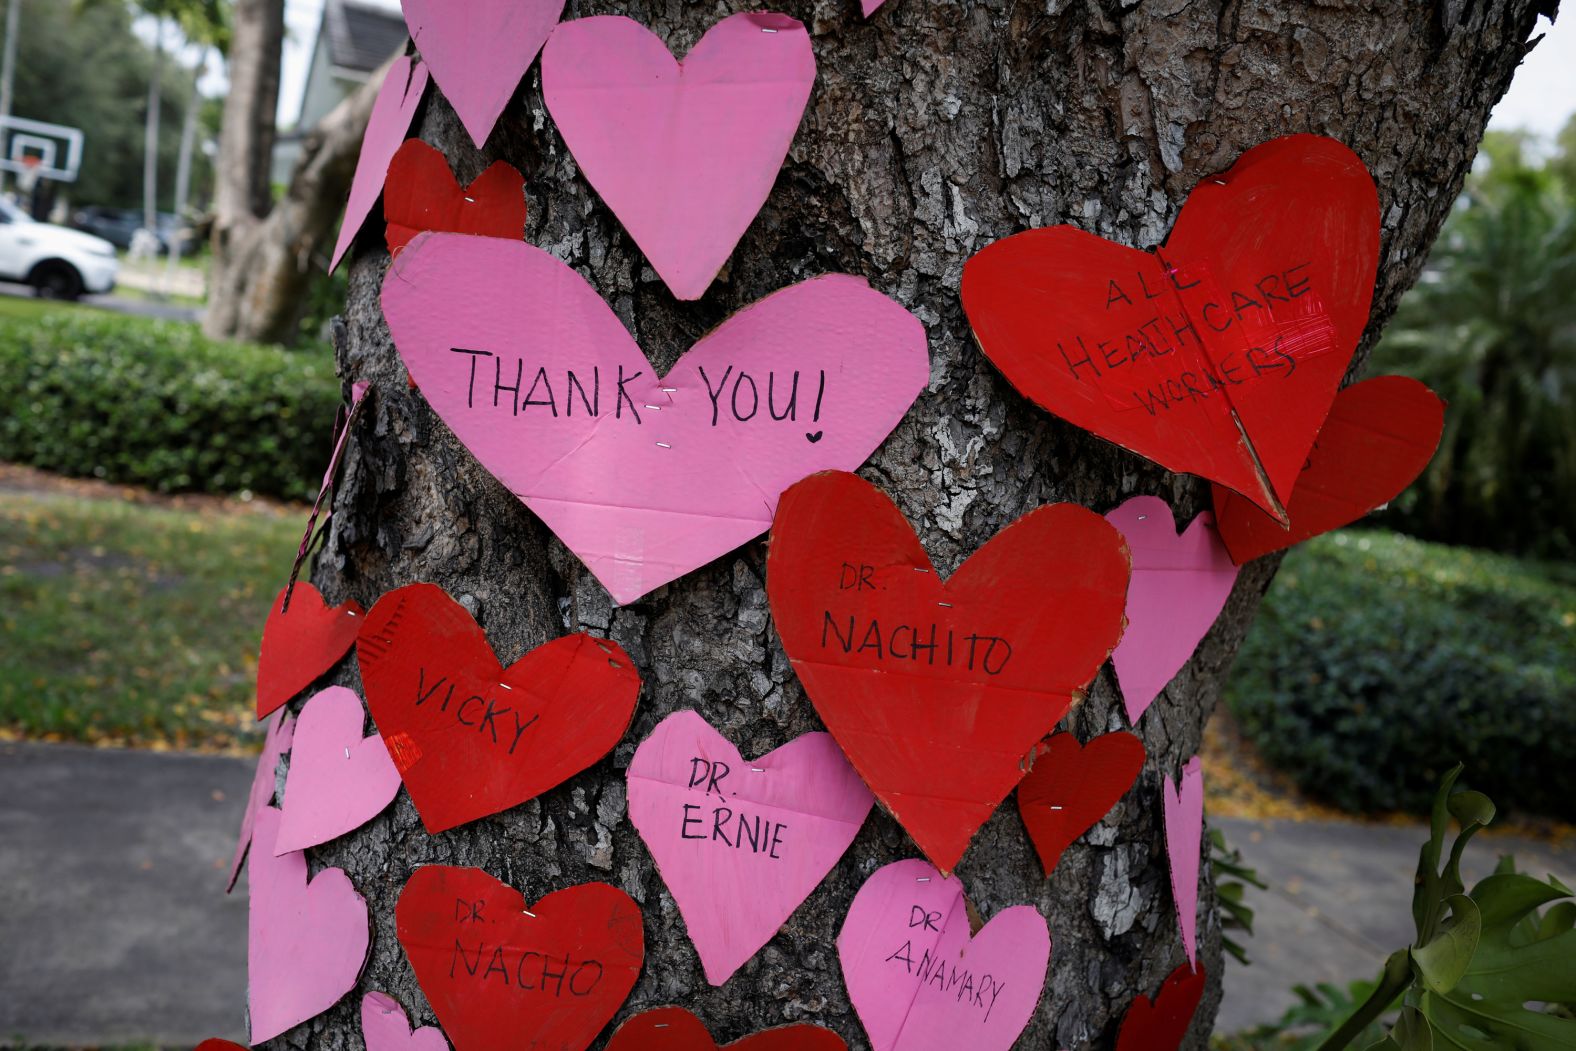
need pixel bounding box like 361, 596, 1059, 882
323, 0, 408, 76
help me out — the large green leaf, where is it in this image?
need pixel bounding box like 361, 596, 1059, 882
1536, 901, 1576, 941
1393, 1007, 1435, 1051
1411, 895, 1481, 994
1414, 765, 1465, 938
1419, 874, 1576, 1049
1441, 792, 1495, 900
1446, 791, 1496, 831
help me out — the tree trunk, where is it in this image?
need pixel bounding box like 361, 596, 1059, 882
205, 0, 283, 339
205, 54, 392, 345
292, 2, 1551, 1048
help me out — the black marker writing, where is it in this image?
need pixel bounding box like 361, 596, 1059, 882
1067, 262, 1319, 410
679, 757, 788, 858
680, 803, 788, 858
884, 935, 1008, 1022
698, 366, 828, 428
415, 667, 539, 756
822, 612, 1013, 675
446, 350, 603, 417
449, 940, 604, 996
1128, 336, 1299, 415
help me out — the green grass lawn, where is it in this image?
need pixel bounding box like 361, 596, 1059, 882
0, 294, 82, 322
0, 483, 300, 750
4, 467, 1571, 781
110, 283, 207, 309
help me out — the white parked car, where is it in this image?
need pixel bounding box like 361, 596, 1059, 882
0, 196, 118, 299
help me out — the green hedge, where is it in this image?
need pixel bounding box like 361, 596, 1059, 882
0, 310, 340, 502
1227, 530, 1576, 819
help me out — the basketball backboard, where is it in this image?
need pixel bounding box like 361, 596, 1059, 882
0, 115, 82, 182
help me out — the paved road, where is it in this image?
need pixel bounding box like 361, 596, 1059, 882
0, 280, 201, 323
1214, 816, 1576, 1033
82, 292, 202, 324
0, 742, 250, 1047
0, 741, 1572, 1047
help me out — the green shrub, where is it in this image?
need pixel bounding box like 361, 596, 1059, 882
1372, 130, 1576, 560
1226, 530, 1576, 818
0, 310, 340, 502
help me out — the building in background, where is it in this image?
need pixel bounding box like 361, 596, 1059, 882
270, 0, 406, 186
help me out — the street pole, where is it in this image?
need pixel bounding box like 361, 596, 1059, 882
162, 47, 205, 298
0, 0, 22, 194
142, 15, 165, 237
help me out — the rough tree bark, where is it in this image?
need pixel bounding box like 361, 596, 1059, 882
284, 2, 1552, 1048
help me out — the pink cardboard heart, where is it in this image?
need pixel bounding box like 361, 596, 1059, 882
381, 233, 928, 605
330, 56, 429, 273
362, 991, 449, 1051
1105, 496, 1239, 724
542, 13, 815, 300
227, 709, 294, 892
1162, 756, 1205, 968
248, 806, 370, 1043
862, 1, 892, 14
274, 686, 402, 855
837, 858, 1050, 1051
401, 0, 564, 149
627, 709, 874, 985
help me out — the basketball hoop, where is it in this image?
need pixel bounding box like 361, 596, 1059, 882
15, 153, 40, 195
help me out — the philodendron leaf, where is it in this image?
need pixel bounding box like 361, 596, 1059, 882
1393, 1006, 1435, 1051
1536, 901, 1576, 940
1420, 873, 1576, 1050
1446, 791, 1495, 830
1414, 764, 1465, 938
1441, 792, 1495, 901
1411, 895, 1481, 994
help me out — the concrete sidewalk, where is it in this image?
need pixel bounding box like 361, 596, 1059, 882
0, 742, 250, 1047
0, 741, 1572, 1047
1214, 816, 1576, 1033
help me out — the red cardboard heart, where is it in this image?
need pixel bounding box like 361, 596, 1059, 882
1116, 961, 1208, 1051
384, 139, 527, 257
766, 471, 1131, 874
355, 583, 641, 833
1016, 731, 1145, 878
1213, 375, 1445, 562
961, 135, 1379, 518
195, 1041, 249, 1051
606, 1006, 848, 1050
256, 582, 364, 719
396, 865, 644, 1051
